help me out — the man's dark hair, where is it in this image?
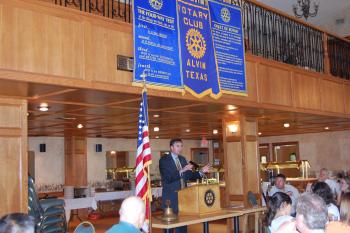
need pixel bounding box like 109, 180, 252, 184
0, 213, 35, 233
312, 181, 335, 205
276, 174, 286, 180
170, 138, 182, 147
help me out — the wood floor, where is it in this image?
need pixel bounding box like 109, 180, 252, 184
68, 216, 228, 233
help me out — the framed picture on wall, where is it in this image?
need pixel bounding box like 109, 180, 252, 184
191, 148, 209, 165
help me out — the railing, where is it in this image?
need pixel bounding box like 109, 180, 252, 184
52, 0, 132, 22
49, 0, 350, 80
328, 36, 350, 80
241, 1, 324, 72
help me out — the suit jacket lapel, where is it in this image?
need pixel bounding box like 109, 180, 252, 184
167, 154, 178, 173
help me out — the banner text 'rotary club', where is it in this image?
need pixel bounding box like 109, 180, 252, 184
178, 5, 208, 29
180, 4, 208, 82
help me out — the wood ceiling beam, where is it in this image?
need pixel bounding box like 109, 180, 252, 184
30, 88, 78, 100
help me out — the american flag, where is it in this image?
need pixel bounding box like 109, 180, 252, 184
135, 90, 152, 230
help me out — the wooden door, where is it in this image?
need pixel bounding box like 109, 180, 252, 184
0, 97, 28, 216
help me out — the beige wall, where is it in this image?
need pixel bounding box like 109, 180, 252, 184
29, 137, 212, 185
28, 137, 65, 185
259, 130, 350, 173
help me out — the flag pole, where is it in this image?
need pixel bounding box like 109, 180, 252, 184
140, 70, 153, 233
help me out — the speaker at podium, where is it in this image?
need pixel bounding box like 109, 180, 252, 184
178, 183, 221, 215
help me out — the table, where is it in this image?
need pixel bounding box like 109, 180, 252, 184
95, 187, 162, 201
152, 207, 266, 233
64, 197, 97, 222
64, 188, 163, 222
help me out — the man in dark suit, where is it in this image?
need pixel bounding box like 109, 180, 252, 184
159, 138, 210, 233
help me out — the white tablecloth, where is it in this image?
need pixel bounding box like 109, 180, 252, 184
64, 197, 97, 222
64, 188, 162, 222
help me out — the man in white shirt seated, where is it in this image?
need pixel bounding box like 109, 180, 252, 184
269, 174, 300, 215
318, 168, 341, 203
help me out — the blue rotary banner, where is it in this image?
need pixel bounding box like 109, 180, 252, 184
177, 0, 221, 99
208, 0, 247, 95
133, 0, 182, 89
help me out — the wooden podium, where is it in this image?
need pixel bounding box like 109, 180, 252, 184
178, 184, 221, 215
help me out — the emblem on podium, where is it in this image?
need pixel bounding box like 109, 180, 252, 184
204, 189, 216, 207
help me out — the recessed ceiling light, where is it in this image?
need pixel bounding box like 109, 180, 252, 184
77, 124, 84, 129
227, 105, 237, 111
213, 129, 218, 135
153, 127, 159, 132
38, 103, 49, 112
283, 123, 290, 128
324, 127, 330, 130
185, 129, 191, 133
111, 151, 116, 155
153, 114, 160, 118
258, 132, 262, 136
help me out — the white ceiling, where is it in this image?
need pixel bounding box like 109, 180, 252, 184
256, 0, 350, 36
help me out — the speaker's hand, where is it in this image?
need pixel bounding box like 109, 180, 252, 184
201, 164, 212, 173
181, 164, 193, 173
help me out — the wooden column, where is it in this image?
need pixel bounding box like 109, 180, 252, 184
65, 136, 87, 186
223, 116, 261, 206
0, 97, 28, 216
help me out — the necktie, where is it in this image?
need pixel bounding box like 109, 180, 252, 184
174, 156, 185, 188
175, 156, 182, 171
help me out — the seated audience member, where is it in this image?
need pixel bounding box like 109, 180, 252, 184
106, 196, 145, 233
276, 193, 328, 233
0, 213, 34, 233
269, 174, 300, 215
326, 192, 350, 233
319, 168, 341, 202
267, 192, 293, 233
312, 182, 340, 221
339, 176, 350, 194
297, 193, 328, 233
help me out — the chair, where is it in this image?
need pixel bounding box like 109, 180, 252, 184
243, 191, 268, 233
73, 221, 95, 233
247, 191, 258, 207
28, 176, 67, 233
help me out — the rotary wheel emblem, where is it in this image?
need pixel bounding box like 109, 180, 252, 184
221, 8, 231, 23
204, 189, 215, 207
186, 29, 206, 59
149, 0, 163, 10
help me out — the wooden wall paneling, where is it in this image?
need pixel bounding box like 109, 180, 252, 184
240, 117, 260, 206
65, 136, 87, 186
243, 120, 260, 196
0, 3, 84, 79
292, 72, 321, 110
1, 0, 350, 139
321, 79, 345, 113
85, 23, 133, 84
344, 83, 350, 114
257, 64, 293, 106
239, 117, 248, 207
245, 141, 259, 194
226, 142, 243, 196
0, 97, 27, 216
